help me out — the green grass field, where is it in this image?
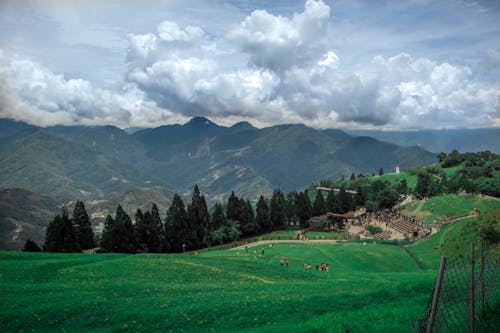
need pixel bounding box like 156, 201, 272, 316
2, 194, 498, 332
1, 243, 435, 333
404, 194, 500, 223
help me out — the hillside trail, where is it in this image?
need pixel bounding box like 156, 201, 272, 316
230, 239, 342, 250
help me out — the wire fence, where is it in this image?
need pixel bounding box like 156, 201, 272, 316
413, 242, 499, 333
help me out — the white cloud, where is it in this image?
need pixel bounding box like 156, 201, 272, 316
1, 0, 499, 130
227, 0, 331, 73
0, 52, 177, 127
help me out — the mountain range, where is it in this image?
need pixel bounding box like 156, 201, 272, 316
3, 116, 498, 250
0, 117, 438, 201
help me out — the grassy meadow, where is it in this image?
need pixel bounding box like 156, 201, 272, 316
404, 194, 500, 223
2, 194, 498, 332
1, 243, 435, 333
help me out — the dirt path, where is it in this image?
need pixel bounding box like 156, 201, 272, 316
11, 220, 23, 242
230, 239, 343, 251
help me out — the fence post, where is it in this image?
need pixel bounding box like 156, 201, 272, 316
427, 256, 447, 333
470, 242, 475, 333
480, 241, 485, 319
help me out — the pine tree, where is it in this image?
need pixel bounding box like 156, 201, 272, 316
165, 193, 189, 252
187, 185, 210, 249
45, 208, 80, 253
61, 207, 80, 252
135, 204, 163, 253
285, 192, 298, 226
114, 205, 136, 253
355, 186, 366, 207
312, 189, 327, 216
210, 203, 227, 245
415, 172, 431, 198
226, 191, 240, 221
240, 199, 257, 236
326, 189, 340, 213
134, 208, 147, 252
23, 239, 41, 252
295, 191, 312, 227
211, 203, 226, 230
72, 200, 95, 250
100, 206, 136, 253
45, 214, 64, 252
339, 184, 355, 213
100, 214, 115, 252
150, 204, 163, 253
256, 195, 271, 232
270, 189, 286, 230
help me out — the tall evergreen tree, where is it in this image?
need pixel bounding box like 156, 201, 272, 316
338, 184, 355, 213
73, 200, 95, 250
134, 208, 147, 251
295, 191, 312, 227
240, 199, 258, 236
312, 189, 327, 216
61, 207, 80, 252
270, 189, 286, 230
415, 172, 432, 198
326, 189, 339, 213
165, 193, 189, 252
45, 214, 64, 252
256, 195, 271, 232
210, 203, 227, 245
100, 214, 115, 251
114, 205, 136, 253
355, 186, 366, 207
226, 191, 240, 221
135, 204, 163, 253
100, 205, 136, 253
45, 208, 80, 253
285, 192, 298, 225
150, 203, 163, 252
211, 203, 226, 230
187, 185, 210, 249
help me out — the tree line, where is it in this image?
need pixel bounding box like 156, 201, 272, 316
31, 185, 356, 254
26, 150, 496, 253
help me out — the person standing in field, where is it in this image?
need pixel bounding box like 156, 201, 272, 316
261, 248, 265, 256
286, 260, 289, 268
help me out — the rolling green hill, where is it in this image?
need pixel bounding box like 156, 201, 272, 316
0, 130, 160, 199
0, 243, 435, 332
403, 194, 500, 223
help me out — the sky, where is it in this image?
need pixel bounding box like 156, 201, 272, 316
0, 0, 499, 130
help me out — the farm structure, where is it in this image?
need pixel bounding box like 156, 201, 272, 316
308, 211, 365, 231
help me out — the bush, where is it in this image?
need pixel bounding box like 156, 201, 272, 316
367, 225, 383, 235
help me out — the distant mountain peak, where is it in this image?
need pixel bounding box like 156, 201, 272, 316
185, 116, 216, 127
231, 121, 256, 130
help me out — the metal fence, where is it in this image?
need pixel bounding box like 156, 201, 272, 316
413, 242, 499, 333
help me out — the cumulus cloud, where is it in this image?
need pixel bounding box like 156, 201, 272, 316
1, 0, 499, 129
121, 0, 498, 129
0, 52, 178, 127
227, 0, 331, 73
